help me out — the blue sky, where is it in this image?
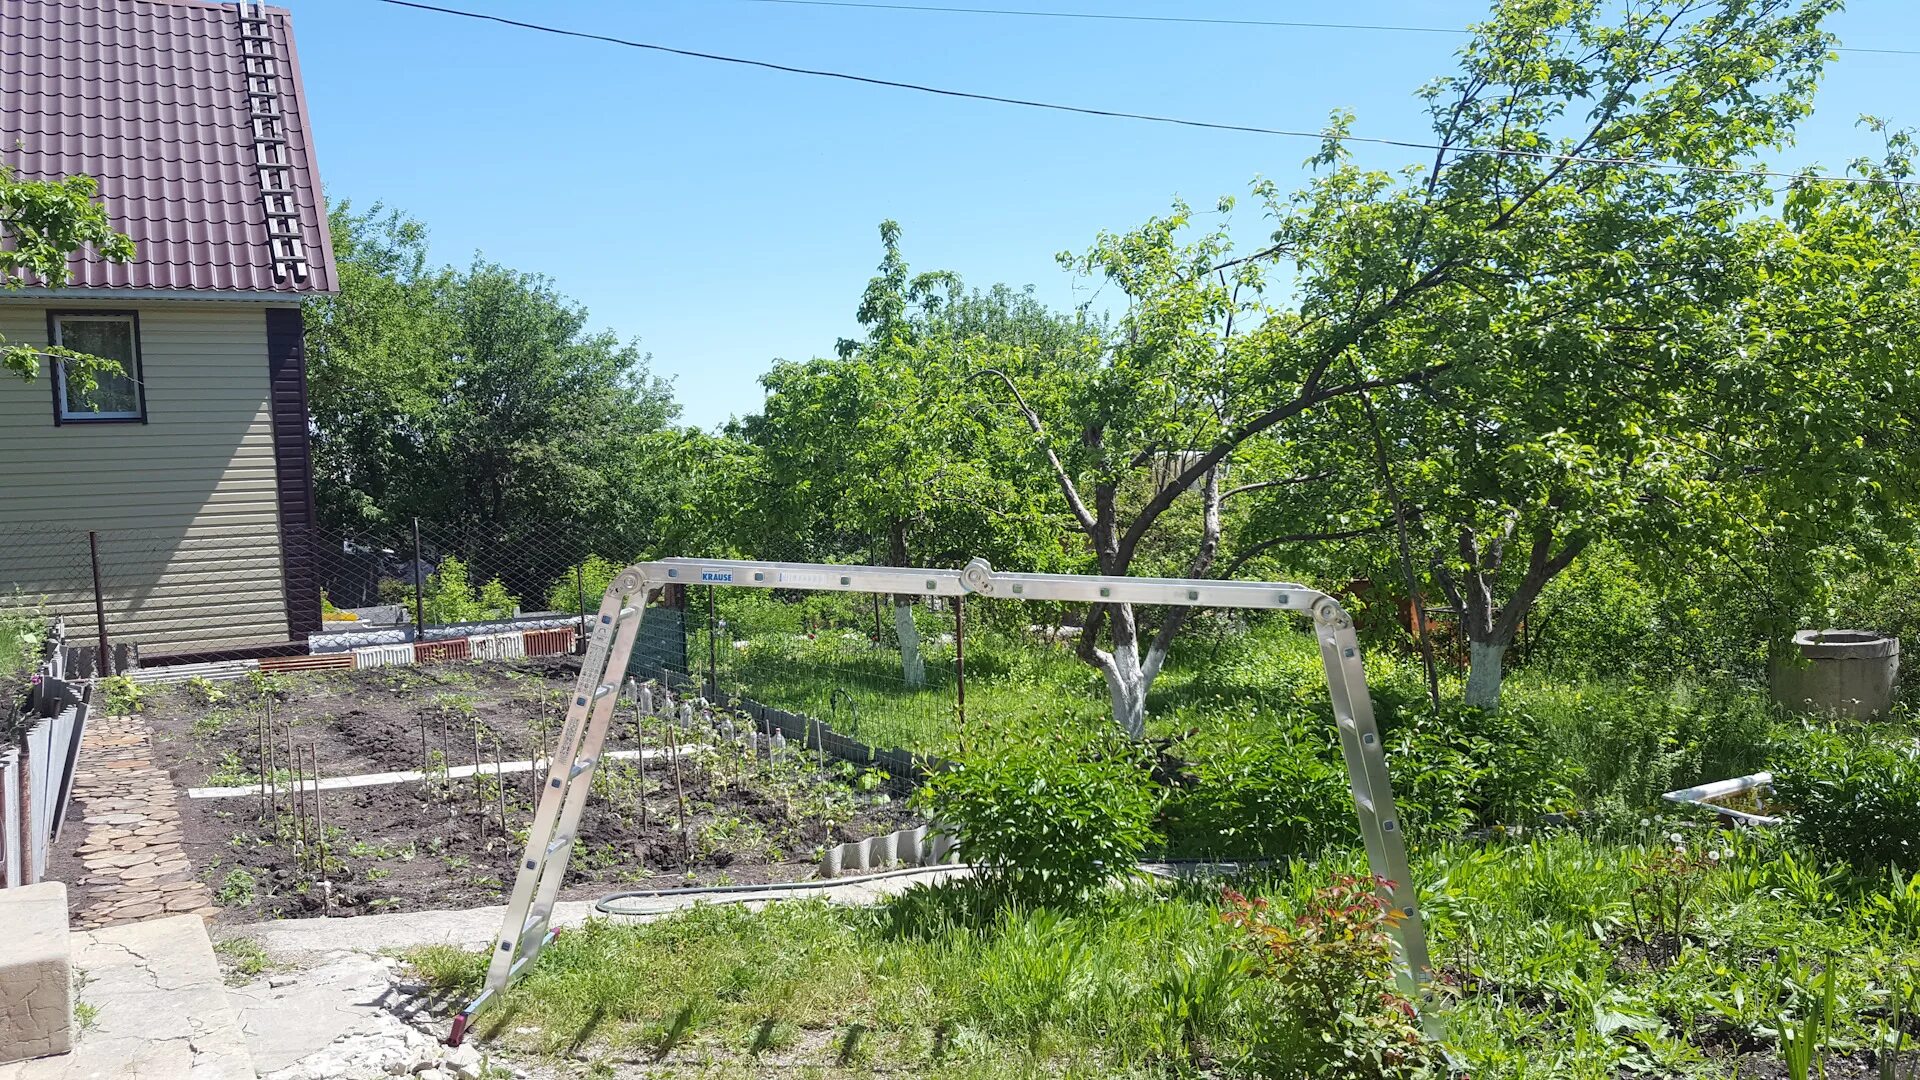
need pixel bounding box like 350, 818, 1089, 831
289, 0, 1917, 429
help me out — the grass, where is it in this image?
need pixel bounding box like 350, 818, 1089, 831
409, 830, 1920, 1078
702, 611, 1781, 822
212, 937, 273, 985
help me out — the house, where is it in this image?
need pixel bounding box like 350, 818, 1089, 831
0, 0, 336, 659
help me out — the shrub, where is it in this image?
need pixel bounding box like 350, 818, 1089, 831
1, 607, 44, 744
546, 554, 621, 615
421, 556, 517, 624
922, 721, 1159, 906
1222, 877, 1445, 1079
1383, 701, 1566, 831
1162, 721, 1353, 859
1771, 729, 1920, 873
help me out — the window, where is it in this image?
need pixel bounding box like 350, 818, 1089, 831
50, 313, 144, 423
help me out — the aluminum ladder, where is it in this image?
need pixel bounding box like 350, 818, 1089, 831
447, 557, 1430, 1044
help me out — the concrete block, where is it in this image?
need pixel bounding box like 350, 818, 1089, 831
0, 881, 71, 1065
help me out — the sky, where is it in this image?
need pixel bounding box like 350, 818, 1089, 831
287, 0, 1919, 429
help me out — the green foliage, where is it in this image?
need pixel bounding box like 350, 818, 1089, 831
546, 554, 621, 615
922, 722, 1159, 905
0, 606, 45, 745
306, 201, 682, 573
1772, 729, 1920, 874
1222, 878, 1444, 1079
420, 556, 517, 624
1, 166, 137, 386
183, 675, 226, 706
1162, 720, 1352, 860
1382, 701, 1566, 832
215, 868, 258, 908
1775, 951, 1839, 1080
100, 675, 146, 715
212, 938, 272, 984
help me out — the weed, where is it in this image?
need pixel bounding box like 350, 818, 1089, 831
215, 868, 258, 907
100, 674, 146, 714
213, 938, 272, 984
183, 675, 226, 705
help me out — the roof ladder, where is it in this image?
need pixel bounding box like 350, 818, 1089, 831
235, 2, 309, 284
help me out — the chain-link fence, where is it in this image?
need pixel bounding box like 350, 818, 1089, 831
663, 587, 1128, 758
0, 520, 688, 674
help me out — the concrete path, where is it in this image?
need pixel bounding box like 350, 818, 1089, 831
60, 715, 217, 929
0, 915, 253, 1080
227, 865, 975, 958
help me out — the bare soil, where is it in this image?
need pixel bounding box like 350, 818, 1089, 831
142, 658, 917, 923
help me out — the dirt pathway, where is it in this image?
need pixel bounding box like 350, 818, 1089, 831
51, 713, 218, 928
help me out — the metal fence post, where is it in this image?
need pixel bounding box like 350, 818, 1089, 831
575, 562, 587, 655
706, 586, 718, 698
953, 594, 966, 741
87, 531, 110, 679
411, 518, 427, 636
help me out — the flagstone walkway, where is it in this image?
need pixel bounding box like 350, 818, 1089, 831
60, 713, 217, 928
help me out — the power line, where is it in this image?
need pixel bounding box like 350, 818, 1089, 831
731, 0, 1920, 56
377, 0, 1920, 189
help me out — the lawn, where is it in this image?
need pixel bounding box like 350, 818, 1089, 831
398, 598, 1920, 1078
411, 830, 1920, 1078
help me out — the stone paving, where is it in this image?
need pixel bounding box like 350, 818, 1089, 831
60, 714, 217, 929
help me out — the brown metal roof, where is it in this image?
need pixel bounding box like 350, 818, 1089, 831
1, 0, 337, 295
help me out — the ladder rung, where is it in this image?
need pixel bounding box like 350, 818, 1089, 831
594, 684, 614, 700
569, 757, 596, 779
545, 834, 573, 856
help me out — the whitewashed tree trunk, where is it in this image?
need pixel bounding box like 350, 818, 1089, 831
893, 600, 925, 688
1463, 640, 1507, 710
1103, 635, 1149, 740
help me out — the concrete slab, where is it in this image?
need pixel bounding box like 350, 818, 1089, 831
0, 915, 253, 1080
0, 883, 70, 1065
228, 865, 977, 959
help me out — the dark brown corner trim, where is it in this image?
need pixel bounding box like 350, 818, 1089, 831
265, 308, 322, 641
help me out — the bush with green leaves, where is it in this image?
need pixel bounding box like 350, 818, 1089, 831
1, 606, 45, 744
1162, 719, 1353, 860
421, 556, 517, 624
1222, 876, 1445, 1080
545, 554, 621, 615
1383, 700, 1567, 831
1771, 728, 1920, 873
922, 721, 1159, 906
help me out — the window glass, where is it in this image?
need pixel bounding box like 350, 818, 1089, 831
55, 317, 141, 420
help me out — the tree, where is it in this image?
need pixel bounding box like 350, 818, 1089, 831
1, 167, 136, 390
304, 202, 684, 595
986, 0, 1845, 733
745, 222, 1080, 683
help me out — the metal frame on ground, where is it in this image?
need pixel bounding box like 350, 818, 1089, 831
447, 556, 1432, 1045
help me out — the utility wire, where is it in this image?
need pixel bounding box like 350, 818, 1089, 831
378, 0, 1920, 189
731, 0, 1920, 57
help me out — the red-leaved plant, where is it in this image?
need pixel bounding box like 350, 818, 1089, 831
1220, 876, 1448, 1079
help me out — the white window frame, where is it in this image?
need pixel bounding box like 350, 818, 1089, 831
51, 312, 144, 424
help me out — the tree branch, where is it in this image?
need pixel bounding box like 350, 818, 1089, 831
974, 367, 1097, 538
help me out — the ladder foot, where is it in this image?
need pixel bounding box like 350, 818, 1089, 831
447, 1013, 470, 1047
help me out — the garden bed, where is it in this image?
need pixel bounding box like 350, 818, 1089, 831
138, 657, 916, 922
